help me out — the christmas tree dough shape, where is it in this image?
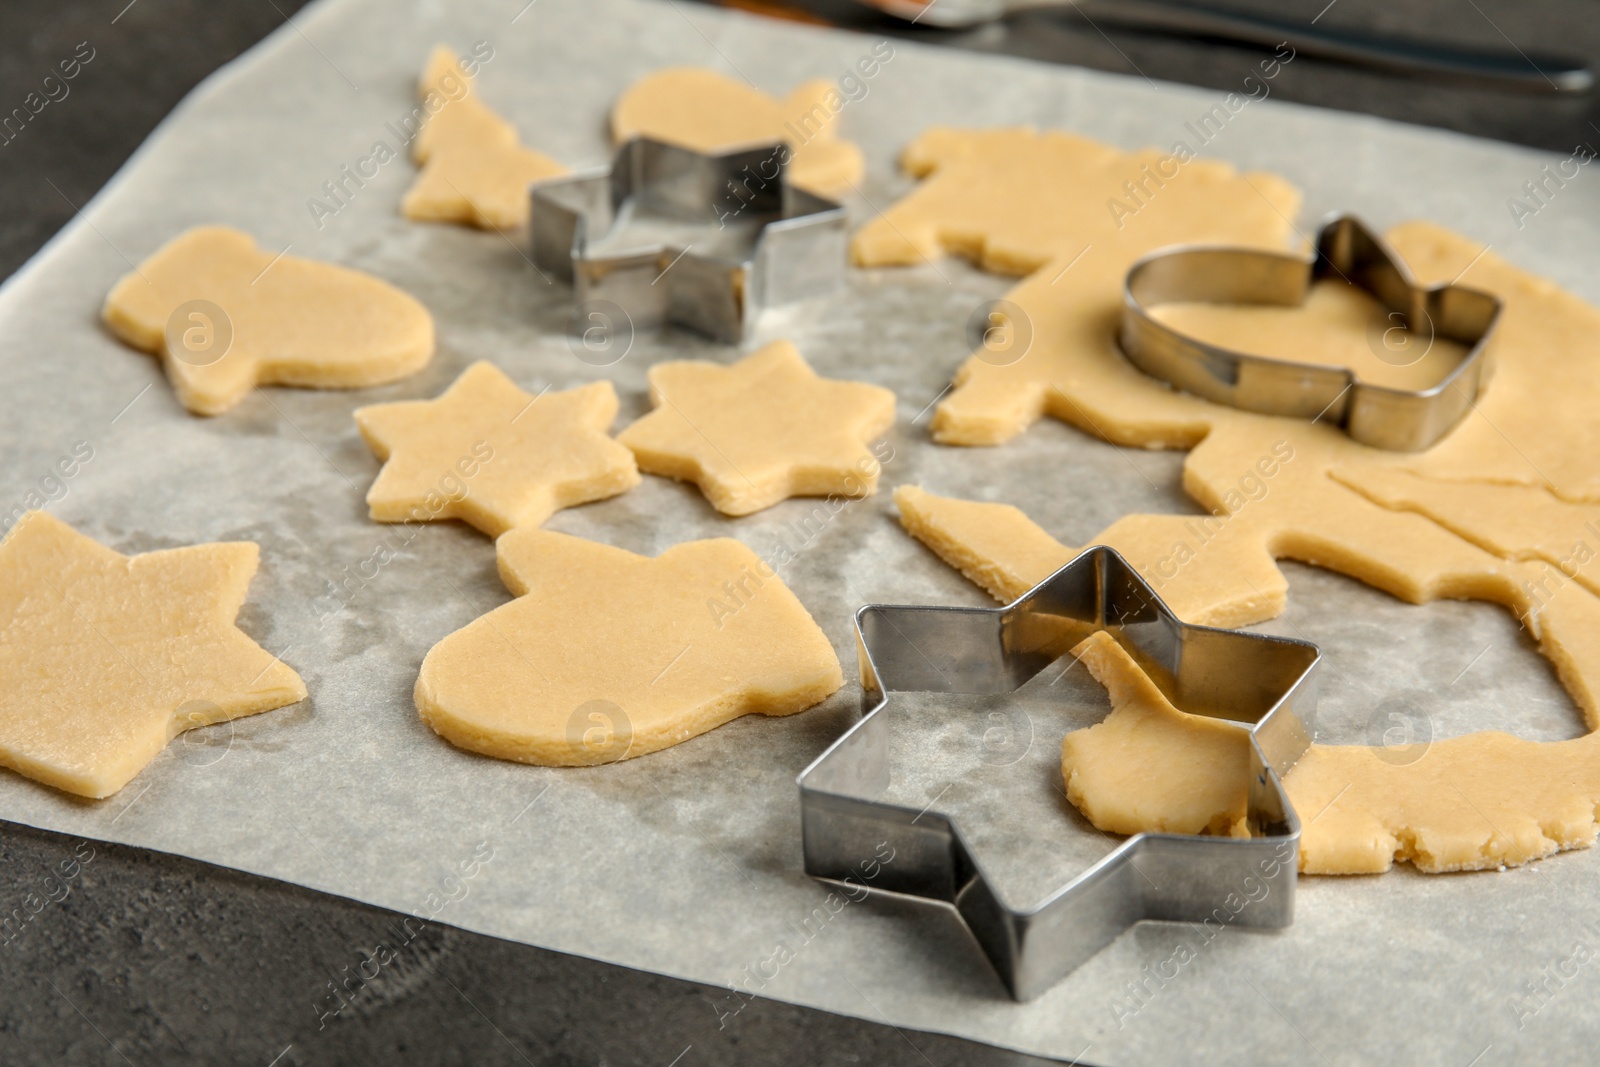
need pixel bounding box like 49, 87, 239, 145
611, 67, 865, 196
415, 528, 843, 765
617, 341, 895, 516
103, 226, 434, 416
0, 512, 306, 798
402, 46, 567, 231
354, 361, 639, 538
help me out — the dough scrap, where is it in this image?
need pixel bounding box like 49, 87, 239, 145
866, 126, 1600, 873
103, 226, 435, 416
610, 67, 864, 196
1333, 466, 1600, 599
1063, 629, 1600, 873
897, 478, 1600, 873
894, 484, 1285, 629
1153, 280, 1468, 393
1063, 632, 1252, 839
617, 340, 895, 516
0, 512, 306, 798
402, 46, 568, 231
415, 528, 844, 765
857, 126, 1599, 498
851, 128, 1300, 447
354, 360, 639, 538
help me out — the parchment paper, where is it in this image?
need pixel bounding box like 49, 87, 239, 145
2, 0, 1598, 1062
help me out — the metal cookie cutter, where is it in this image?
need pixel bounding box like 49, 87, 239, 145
1119, 214, 1501, 452
529, 137, 847, 344
798, 546, 1319, 1000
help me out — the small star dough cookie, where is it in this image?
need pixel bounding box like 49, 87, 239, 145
402, 46, 567, 231
611, 67, 865, 196
354, 361, 639, 538
103, 226, 435, 416
618, 341, 894, 517
0, 512, 306, 798
415, 528, 843, 765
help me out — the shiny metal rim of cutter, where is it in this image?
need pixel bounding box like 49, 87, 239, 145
1119, 213, 1502, 452
797, 546, 1320, 1001
529, 137, 847, 344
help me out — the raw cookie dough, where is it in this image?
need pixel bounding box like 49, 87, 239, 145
895, 484, 1286, 629
1063, 631, 1252, 838
1153, 279, 1468, 394
402, 46, 568, 231
617, 340, 895, 516
415, 528, 843, 765
851, 127, 1300, 446
0, 512, 306, 798
103, 226, 434, 416
1062, 628, 1600, 873
897, 474, 1600, 873
611, 67, 865, 196
354, 360, 639, 538
863, 125, 1600, 872
1333, 467, 1600, 598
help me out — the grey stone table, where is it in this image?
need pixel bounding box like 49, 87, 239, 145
0, 1, 1594, 1063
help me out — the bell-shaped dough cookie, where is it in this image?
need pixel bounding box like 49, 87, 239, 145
0, 512, 306, 798
611, 67, 865, 196
354, 361, 639, 538
618, 341, 895, 516
415, 528, 843, 765
402, 46, 567, 231
103, 226, 435, 416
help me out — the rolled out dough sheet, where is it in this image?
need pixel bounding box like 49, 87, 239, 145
2, 0, 1598, 1062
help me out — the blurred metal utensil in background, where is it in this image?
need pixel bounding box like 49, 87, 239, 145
858, 0, 1593, 93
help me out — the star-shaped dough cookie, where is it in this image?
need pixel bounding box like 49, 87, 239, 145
617, 341, 895, 516
611, 67, 865, 196
402, 46, 568, 231
103, 226, 435, 416
354, 361, 639, 538
0, 512, 306, 798
415, 528, 843, 765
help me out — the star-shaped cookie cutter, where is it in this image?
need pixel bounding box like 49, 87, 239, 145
529, 137, 847, 343
797, 546, 1320, 1000
1119, 214, 1501, 451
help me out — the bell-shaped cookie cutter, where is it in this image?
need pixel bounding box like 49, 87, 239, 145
797, 546, 1320, 1000
529, 137, 847, 344
1119, 214, 1501, 452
